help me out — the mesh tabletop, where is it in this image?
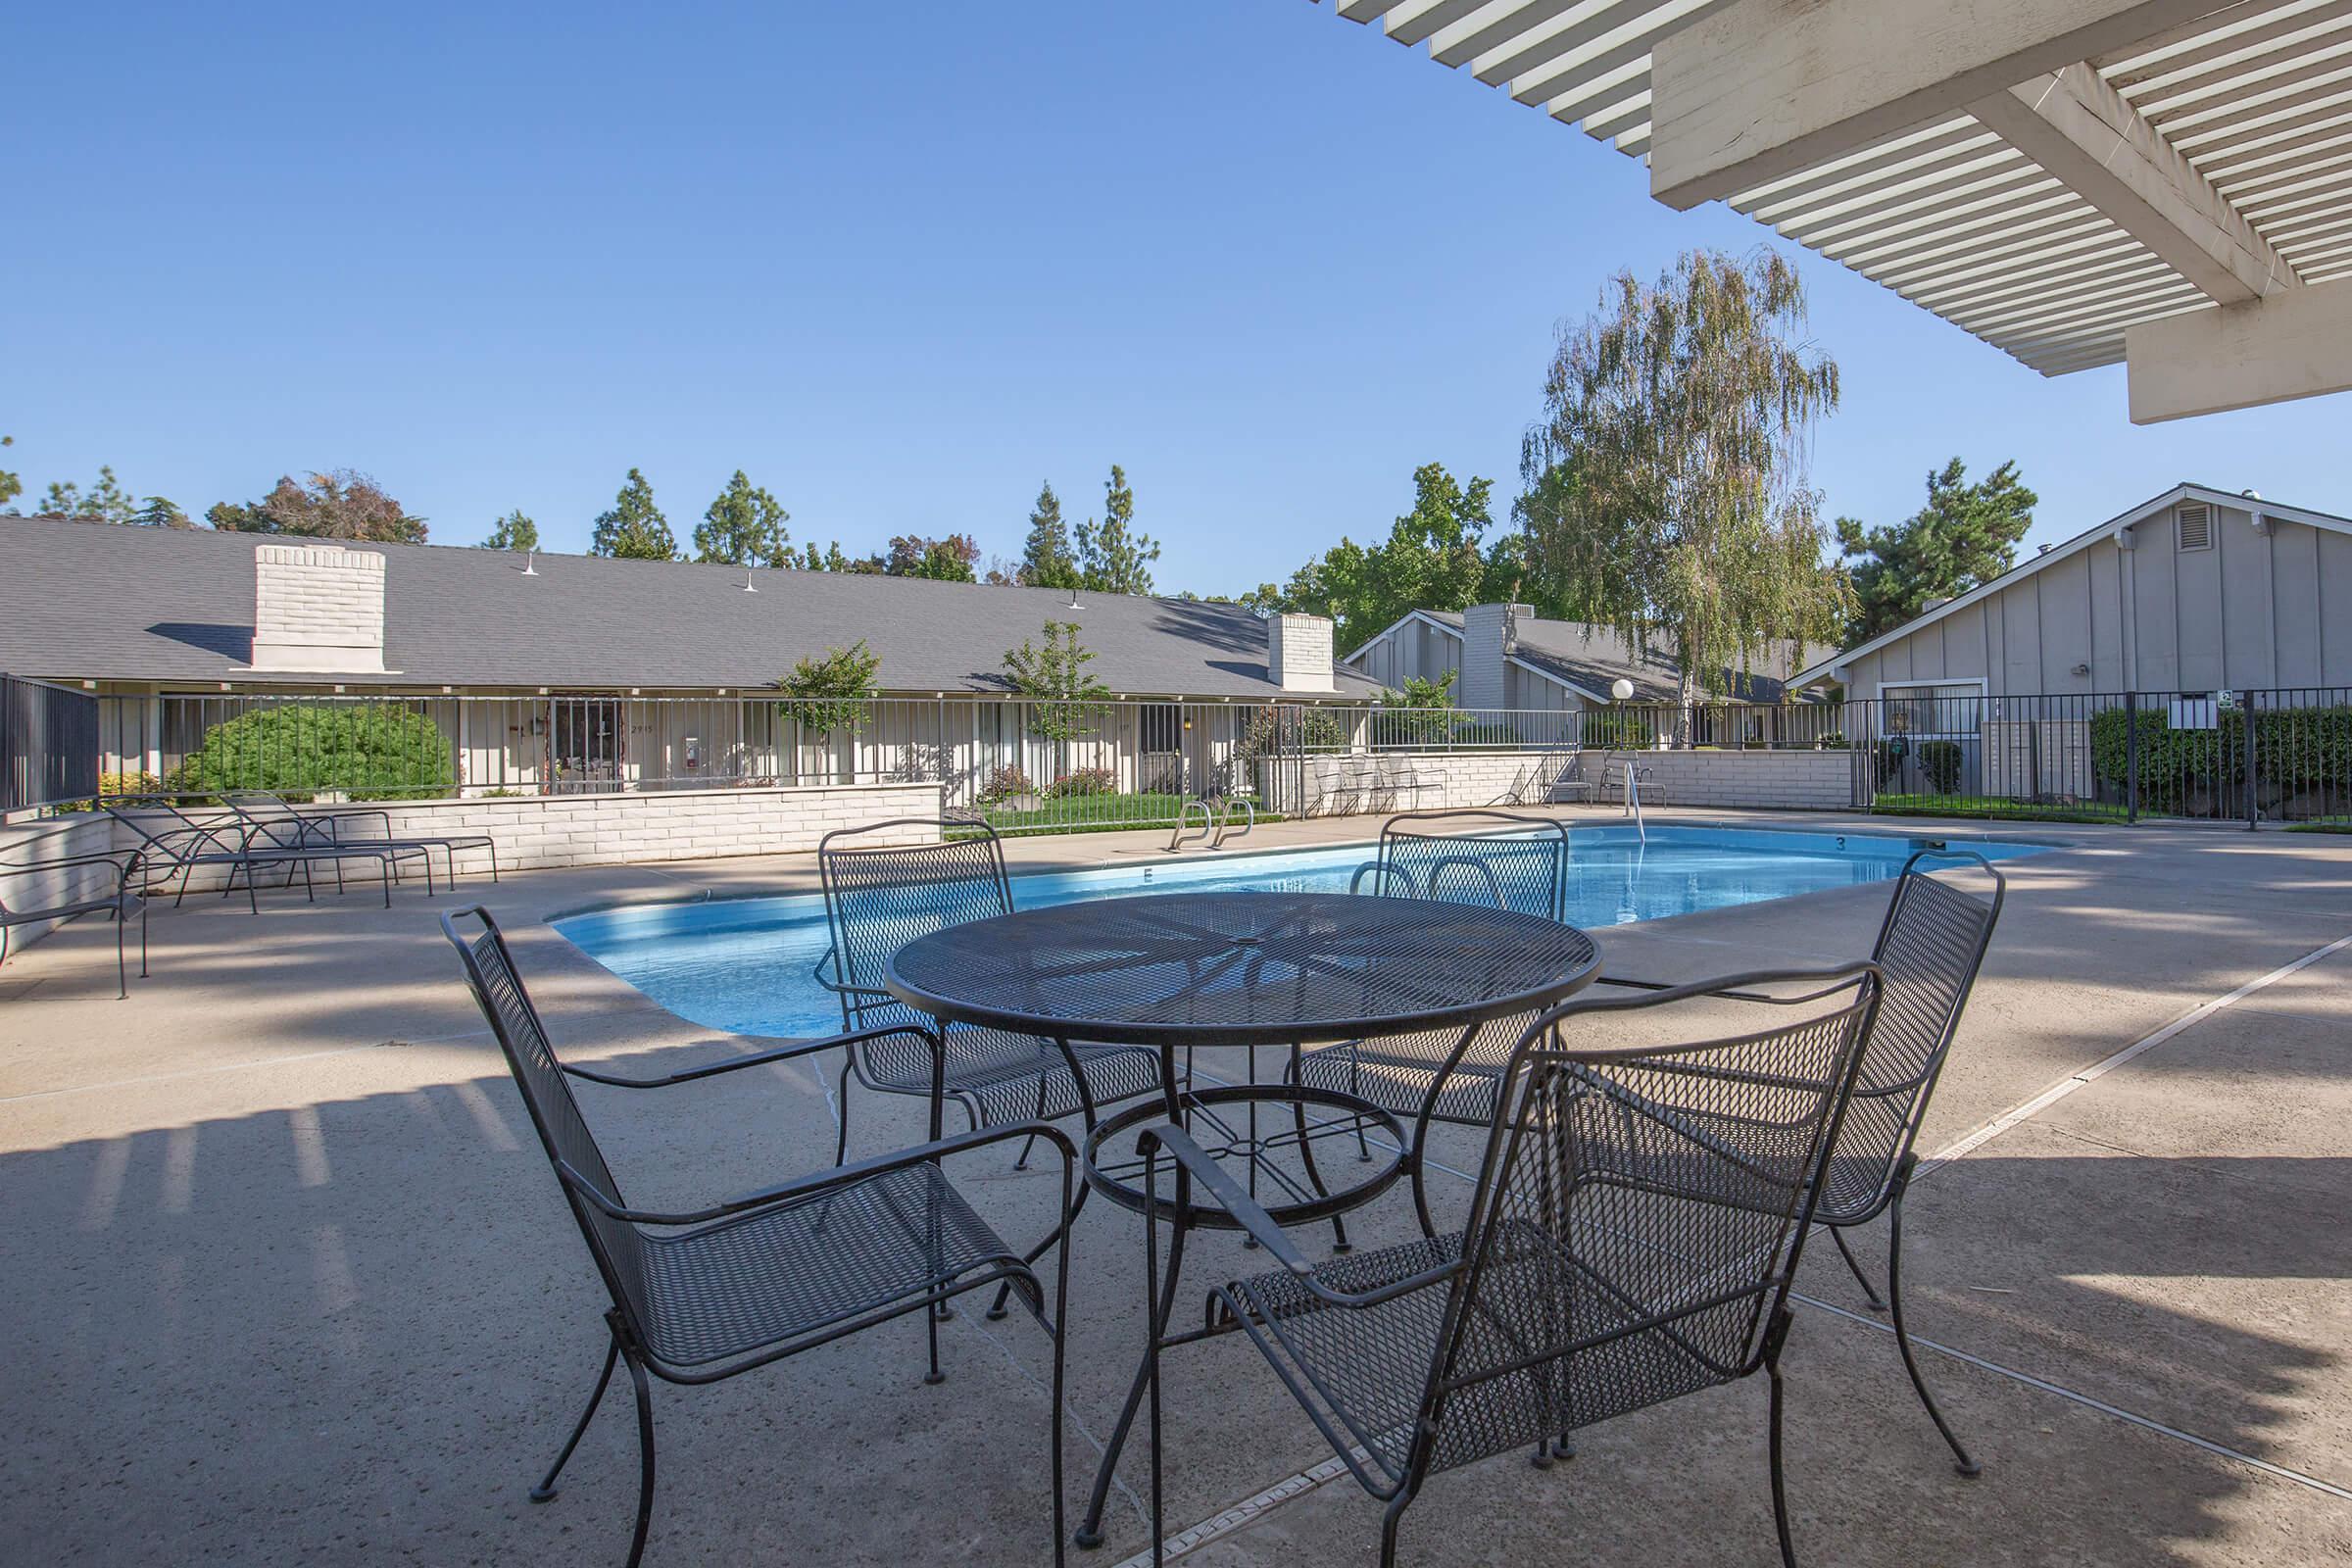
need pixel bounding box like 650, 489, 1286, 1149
884, 891, 1599, 1049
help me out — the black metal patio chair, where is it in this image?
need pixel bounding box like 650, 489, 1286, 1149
815, 818, 1170, 1166
1596, 848, 2006, 1476
217, 789, 440, 898
1291, 810, 1571, 1239
1136, 963, 1882, 1567
221, 788, 499, 889
440, 906, 1072, 1568
0, 833, 145, 998
104, 795, 415, 910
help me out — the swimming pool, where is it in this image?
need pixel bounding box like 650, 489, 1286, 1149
556, 825, 2045, 1039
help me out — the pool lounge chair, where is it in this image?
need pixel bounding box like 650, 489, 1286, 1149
220, 789, 498, 890
104, 796, 415, 910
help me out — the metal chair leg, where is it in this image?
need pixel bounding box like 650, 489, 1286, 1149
531, 1338, 619, 1501
832, 1058, 857, 1167
622, 1346, 657, 1568
1886, 1191, 1981, 1477
1377, 1486, 1417, 1568
1769, 1338, 1798, 1568
1829, 1223, 1886, 1310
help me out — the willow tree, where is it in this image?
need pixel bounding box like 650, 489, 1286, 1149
1519, 248, 1849, 738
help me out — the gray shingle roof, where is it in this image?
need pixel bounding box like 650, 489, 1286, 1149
0, 516, 1381, 698
1418, 611, 1825, 704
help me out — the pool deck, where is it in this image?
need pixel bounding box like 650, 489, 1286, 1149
2, 806, 2348, 1565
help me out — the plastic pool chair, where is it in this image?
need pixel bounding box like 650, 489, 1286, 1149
440, 905, 1072, 1568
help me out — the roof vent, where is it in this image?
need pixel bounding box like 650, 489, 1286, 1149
2177, 502, 2214, 552
520, 548, 539, 576
742, 568, 759, 593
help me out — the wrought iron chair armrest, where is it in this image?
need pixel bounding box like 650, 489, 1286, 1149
561, 1023, 941, 1089
0, 848, 140, 879
556, 1118, 1076, 1226
1348, 862, 1416, 898
1141, 1124, 1459, 1309
809, 947, 894, 1004
1588, 972, 1866, 1006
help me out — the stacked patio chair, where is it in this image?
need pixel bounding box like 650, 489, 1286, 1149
441, 906, 1072, 1568
104, 796, 412, 911
815, 818, 1171, 1165
220, 789, 498, 891
1141, 963, 1883, 1568
1596, 847, 2007, 1475
1293, 810, 1570, 1239
0, 830, 145, 998
1372, 753, 1432, 811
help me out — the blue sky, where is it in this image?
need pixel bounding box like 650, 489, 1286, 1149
6, 1, 2345, 595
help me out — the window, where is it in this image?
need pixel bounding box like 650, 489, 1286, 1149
1883, 682, 1982, 737
2176, 503, 2214, 552
1141, 703, 1183, 753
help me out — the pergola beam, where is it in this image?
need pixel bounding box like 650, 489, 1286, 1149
1649, 0, 2223, 210
2126, 273, 2352, 419
1970, 63, 2301, 304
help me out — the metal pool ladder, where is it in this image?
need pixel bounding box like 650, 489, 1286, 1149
1622, 760, 1646, 845
1168, 795, 1255, 852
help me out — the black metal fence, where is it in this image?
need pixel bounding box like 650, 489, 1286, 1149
60, 685, 2352, 832
2, 675, 99, 813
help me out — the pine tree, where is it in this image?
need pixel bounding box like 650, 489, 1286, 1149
1019, 481, 1081, 590
694, 470, 792, 565
0, 436, 21, 511
132, 496, 194, 529
1073, 464, 1160, 596
590, 468, 678, 561
482, 510, 538, 551
1837, 460, 2036, 642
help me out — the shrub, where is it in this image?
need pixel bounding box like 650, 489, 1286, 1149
2087, 702, 2352, 813
1581, 709, 1655, 750
1047, 766, 1114, 798
167, 703, 455, 801
776, 640, 880, 735
56, 770, 160, 811
1874, 740, 1906, 789
1917, 739, 1964, 794
977, 764, 1034, 804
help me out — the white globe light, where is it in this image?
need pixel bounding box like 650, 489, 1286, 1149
1609, 677, 1635, 702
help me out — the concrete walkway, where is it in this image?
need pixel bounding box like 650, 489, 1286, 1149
1, 808, 2346, 1565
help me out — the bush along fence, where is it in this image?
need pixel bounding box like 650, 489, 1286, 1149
32, 685, 2352, 836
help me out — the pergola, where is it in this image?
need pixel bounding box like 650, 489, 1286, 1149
1317, 1, 2352, 422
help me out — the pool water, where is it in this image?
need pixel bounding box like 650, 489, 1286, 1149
555, 825, 2044, 1040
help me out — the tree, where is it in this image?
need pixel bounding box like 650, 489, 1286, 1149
1519, 248, 1850, 733
1003, 620, 1112, 773
132, 496, 193, 529
1250, 463, 1497, 652
884, 532, 979, 581
482, 510, 538, 551
590, 468, 677, 561
775, 640, 881, 735
208, 469, 426, 542
695, 470, 793, 566
1836, 459, 2036, 642
1074, 465, 1160, 595
0, 436, 19, 511
41, 466, 137, 524
1019, 481, 1082, 590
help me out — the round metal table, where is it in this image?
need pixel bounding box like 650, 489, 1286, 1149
885, 889, 1600, 1549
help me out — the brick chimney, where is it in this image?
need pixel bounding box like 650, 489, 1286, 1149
251, 543, 389, 673
1266, 612, 1335, 693
1458, 603, 1530, 711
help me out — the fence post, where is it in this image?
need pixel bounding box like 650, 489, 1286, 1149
2244, 690, 2260, 831
2124, 691, 2139, 825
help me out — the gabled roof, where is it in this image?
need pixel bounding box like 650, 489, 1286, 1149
0, 515, 1384, 699
1345, 608, 1823, 704
1788, 482, 2352, 690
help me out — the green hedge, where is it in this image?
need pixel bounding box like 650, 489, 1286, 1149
1581, 710, 1656, 750
2088, 704, 2352, 812
168, 703, 457, 802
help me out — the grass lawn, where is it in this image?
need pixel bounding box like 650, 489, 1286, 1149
1871, 793, 2132, 825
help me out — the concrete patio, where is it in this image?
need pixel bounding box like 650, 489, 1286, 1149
2, 808, 2348, 1566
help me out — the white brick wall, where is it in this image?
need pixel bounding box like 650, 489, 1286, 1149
251, 544, 388, 673
1, 814, 124, 954
1282, 752, 1538, 815
1572, 749, 1856, 810
112, 781, 947, 891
